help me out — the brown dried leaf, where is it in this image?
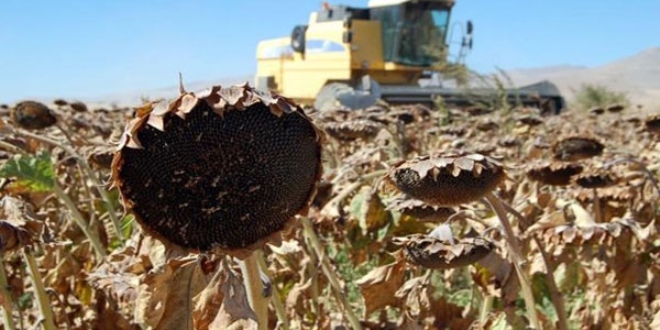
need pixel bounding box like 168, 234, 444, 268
0, 196, 43, 253
395, 275, 432, 318
453, 156, 475, 172
351, 186, 392, 235
356, 258, 407, 317
409, 160, 435, 180
526, 208, 566, 233
285, 277, 313, 318
217, 262, 257, 322
191, 260, 257, 330
651, 309, 660, 329
192, 268, 225, 330
134, 256, 207, 330
88, 253, 140, 319
0, 117, 12, 134
200, 263, 257, 329
569, 202, 595, 227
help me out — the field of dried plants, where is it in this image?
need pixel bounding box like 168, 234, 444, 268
0, 85, 659, 330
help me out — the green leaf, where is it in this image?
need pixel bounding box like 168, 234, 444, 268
0, 152, 56, 192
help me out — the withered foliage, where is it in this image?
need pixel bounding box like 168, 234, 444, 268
0, 87, 659, 330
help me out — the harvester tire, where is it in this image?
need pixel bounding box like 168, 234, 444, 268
314, 81, 380, 112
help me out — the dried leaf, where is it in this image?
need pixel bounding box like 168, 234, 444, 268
350, 186, 392, 235
0, 197, 43, 252
356, 258, 406, 317
192, 268, 225, 330
134, 257, 206, 330
570, 202, 595, 227
218, 263, 257, 322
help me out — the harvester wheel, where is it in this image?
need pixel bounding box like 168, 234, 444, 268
314, 80, 380, 112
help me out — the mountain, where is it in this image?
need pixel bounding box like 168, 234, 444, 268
500, 47, 660, 108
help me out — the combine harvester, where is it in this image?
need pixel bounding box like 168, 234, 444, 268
255, 0, 565, 114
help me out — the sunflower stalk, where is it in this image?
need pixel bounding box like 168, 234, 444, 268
0, 259, 16, 330
255, 251, 289, 330
502, 202, 568, 330
240, 252, 269, 330
52, 183, 107, 259
484, 192, 540, 329
301, 217, 362, 330
23, 248, 57, 330
479, 295, 494, 326
0, 140, 24, 154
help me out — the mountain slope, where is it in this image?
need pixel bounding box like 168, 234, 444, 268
501, 47, 660, 107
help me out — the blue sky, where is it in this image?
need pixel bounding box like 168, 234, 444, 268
1, 0, 658, 103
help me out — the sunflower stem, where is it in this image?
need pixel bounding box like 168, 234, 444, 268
479, 295, 494, 326
593, 188, 602, 223
307, 248, 321, 317
301, 217, 363, 330
23, 248, 57, 330
52, 183, 107, 259
14, 129, 125, 245
0, 140, 24, 154
484, 192, 539, 329
239, 252, 269, 330
0, 258, 16, 330
502, 202, 569, 330
255, 251, 289, 330
535, 237, 569, 330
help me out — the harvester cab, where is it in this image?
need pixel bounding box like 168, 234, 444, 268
255, 0, 564, 114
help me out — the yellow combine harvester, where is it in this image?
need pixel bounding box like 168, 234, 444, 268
255, 0, 565, 113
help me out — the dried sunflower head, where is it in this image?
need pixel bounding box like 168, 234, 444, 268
498, 136, 520, 148
645, 114, 660, 134
606, 104, 625, 113
323, 119, 382, 141
387, 196, 456, 222
475, 119, 498, 132
111, 84, 323, 258
465, 106, 491, 116
552, 136, 604, 161
10, 101, 57, 130
573, 169, 618, 189
387, 152, 506, 206
526, 161, 584, 186
53, 99, 68, 107
437, 125, 466, 137
573, 186, 634, 203
393, 234, 493, 270
69, 101, 89, 113
517, 114, 544, 126
589, 107, 605, 115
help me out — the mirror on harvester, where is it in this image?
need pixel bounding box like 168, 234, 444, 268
291, 25, 307, 53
